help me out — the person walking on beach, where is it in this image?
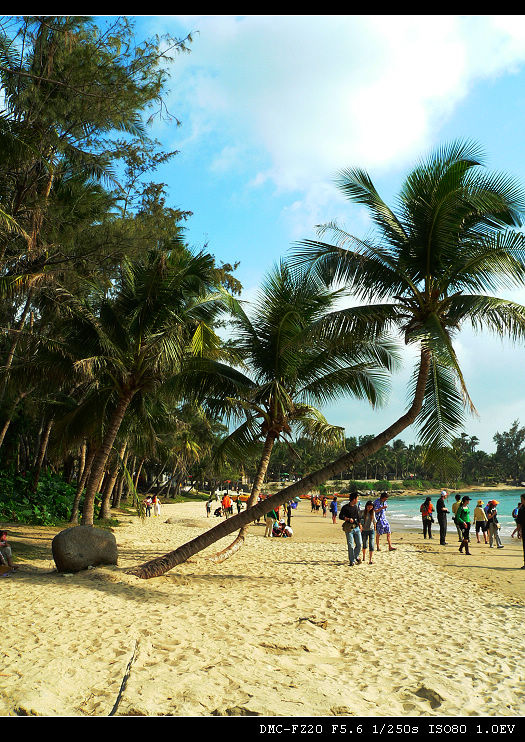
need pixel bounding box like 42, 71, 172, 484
373, 492, 396, 552
222, 493, 232, 518
474, 500, 489, 544
511, 502, 521, 538
516, 493, 525, 568
420, 496, 434, 539
152, 494, 161, 517
486, 500, 504, 549
436, 490, 449, 545
456, 496, 472, 555
330, 496, 338, 524
206, 498, 213, 517
361, 500, 376, 564
452, 494, 463, 541
339, 493, 362, 566
321, 496, 328, 518
143, 496, 152, 517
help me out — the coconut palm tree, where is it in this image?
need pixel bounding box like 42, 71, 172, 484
127, 139, 525, 578
191, 261, 399, 560
24, 243, 230, 525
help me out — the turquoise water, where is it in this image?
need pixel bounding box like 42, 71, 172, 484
373, 490, 523, 538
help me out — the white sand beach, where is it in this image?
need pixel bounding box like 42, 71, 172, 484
1, 500, 524, 717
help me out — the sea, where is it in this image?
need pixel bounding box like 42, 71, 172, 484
376, 490, 522, 538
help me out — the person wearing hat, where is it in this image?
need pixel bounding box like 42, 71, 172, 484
436, 490, 449, 545
420, 496, 434, 539
474, 499, 489, 544
456, 496, 472, 555
486, 499, 504, 549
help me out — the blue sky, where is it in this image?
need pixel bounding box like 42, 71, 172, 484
123, 15, 525, 452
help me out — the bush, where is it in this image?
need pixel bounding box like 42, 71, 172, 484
0, 471, 99, 525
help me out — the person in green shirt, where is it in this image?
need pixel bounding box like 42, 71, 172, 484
264, 508, 279, 537
456, 496, 472, 555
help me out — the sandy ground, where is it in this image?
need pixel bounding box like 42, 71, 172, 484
0, 500, 524, 718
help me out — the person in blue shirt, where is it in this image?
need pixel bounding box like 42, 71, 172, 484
329, 496, 338, 524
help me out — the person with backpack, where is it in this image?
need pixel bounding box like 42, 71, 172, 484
420, 496, 434, 539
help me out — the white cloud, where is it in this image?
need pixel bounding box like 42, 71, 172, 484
152, 15, 525, 241
161, 16, 525, 177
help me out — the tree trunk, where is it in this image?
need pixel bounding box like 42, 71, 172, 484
134, 458, 145, 491
0, 391, 29, 450
0, 291, 33, 404
112, 448, 130, 508
98, 441, 127, 520
208, 433, 275, 563
31, 418, 53, 492
127, 349, 431, 578
70, 445, 97, 523
78, 440, 87, 482
81, 391, 134, 525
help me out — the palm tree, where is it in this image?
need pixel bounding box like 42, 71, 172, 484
28, 244, 229, 525
191, 261, 399, 560
127, 139, 525, 578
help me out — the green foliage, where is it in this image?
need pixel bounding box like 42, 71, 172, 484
0, 471, 96, 525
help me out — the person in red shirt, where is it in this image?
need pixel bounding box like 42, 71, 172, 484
420, 496, 434, 539
222, 494, 232, 518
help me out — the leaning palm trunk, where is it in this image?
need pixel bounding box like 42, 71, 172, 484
208, 434, 275, 563
81, 391, 134, 525
127, 349, 431, 578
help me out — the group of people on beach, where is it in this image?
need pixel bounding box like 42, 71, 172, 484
420, 490, 525, 555
419, 490, 525, 567
142, 494, 161, 517
205, 492, 244, 518
336, 491, 396, 566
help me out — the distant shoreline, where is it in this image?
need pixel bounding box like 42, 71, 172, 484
258, 483, 525, 500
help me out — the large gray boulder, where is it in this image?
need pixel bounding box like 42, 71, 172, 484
52, 526, 118, 573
